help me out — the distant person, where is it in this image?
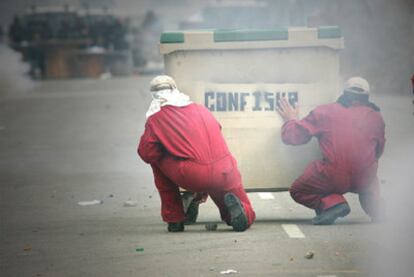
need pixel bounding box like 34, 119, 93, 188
8, 15, 24, 44
138, 75, 256, 232
411, 74, 414, 95
0, 25, 4, 43
277, 77, 386, 225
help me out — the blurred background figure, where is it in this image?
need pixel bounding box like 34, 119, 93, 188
132, 10, 163, 73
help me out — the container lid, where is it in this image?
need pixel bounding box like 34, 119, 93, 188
160, 26, 344, 54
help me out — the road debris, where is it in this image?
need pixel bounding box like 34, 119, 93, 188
78, 200, 103, 206
23, 245, 32, 252
135, 248, 144, 252
124, 200, 138, 207
305, 251, 315, 259
205, 223, 218, 231
220, 269, 238, 274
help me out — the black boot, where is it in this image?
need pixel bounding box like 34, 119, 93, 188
184, 200, 199, 225
224, 193, 248, 232
312, 203, 351, 225
167, 222, 184, 232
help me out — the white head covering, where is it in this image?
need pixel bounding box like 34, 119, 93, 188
344, 77, 370, 95
146, 75, 192, 118
150, 75, 177, 91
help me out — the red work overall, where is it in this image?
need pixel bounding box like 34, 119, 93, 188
138, 104, 256, 225
281, 102, 386, 217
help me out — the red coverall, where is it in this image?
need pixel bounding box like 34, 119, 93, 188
282, 102, 385, 217
138, 103, 256, 225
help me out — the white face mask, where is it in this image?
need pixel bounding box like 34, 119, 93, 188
146, 88, 192, 119
150, 91, 160, 100
151, 89, 178, 100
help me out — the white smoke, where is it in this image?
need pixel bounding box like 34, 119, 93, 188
0, 44, 34, 97
370, 94, 414, 277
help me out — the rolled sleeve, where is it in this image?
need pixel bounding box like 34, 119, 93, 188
281, 110, 320, 145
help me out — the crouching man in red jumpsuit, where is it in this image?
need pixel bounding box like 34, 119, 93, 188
277, 77, 386, 225
138, 75, 256, 232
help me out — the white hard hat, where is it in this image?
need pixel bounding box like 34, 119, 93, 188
344, 77, 370, 94
150, 75, 177, 91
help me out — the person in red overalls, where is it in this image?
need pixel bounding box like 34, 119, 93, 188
277, 77, 386, 225
138, 75, 256, 232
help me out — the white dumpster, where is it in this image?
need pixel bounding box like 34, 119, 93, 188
160, 26, 344, 191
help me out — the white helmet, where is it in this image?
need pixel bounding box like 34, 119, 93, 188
344, 77, 370, 95
150, 75, 177, 92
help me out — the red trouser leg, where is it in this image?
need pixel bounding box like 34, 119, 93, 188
150, 164, 186, 223
208, 185, 256, 226
207, 157, 256, 226
157, 155, 256, 227
289, 161, 347, 213
227, 185, 256, 226
208, 190, 230, 224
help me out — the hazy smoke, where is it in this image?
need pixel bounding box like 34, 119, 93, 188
308, 0, 414, 95
0, 44, 34, 97
365, 94, 414, 277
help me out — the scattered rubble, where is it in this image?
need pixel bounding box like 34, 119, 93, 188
78, 200, 103, 206
124, 200, 138, 207
220, 269, 238, 274
305, 251, 315, 259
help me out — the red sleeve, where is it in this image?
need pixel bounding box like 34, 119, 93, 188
137, 121, 164, 164
281, 110, 320, 145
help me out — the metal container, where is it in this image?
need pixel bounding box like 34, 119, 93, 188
160, 26, 344, 191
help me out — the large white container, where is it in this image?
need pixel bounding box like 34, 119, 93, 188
160, 27, 344, 191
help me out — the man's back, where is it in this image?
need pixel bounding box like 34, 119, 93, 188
146, 103, 230, 162
282, 102, 385, 172
316, 103, 385, 171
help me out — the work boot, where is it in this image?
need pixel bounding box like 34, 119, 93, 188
167, 222, 184, 232
312, 203, 351, 225
184, 200, 199, 225
224, 193, 248, 232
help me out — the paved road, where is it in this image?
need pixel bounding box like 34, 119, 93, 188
1, 77, 413, 276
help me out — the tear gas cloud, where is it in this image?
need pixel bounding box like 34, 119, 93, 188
0, 44, 34, 97
0, 0, 412, 275
368, 94, 414, 276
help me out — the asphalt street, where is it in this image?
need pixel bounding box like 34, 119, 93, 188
1, 76, 413, 277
